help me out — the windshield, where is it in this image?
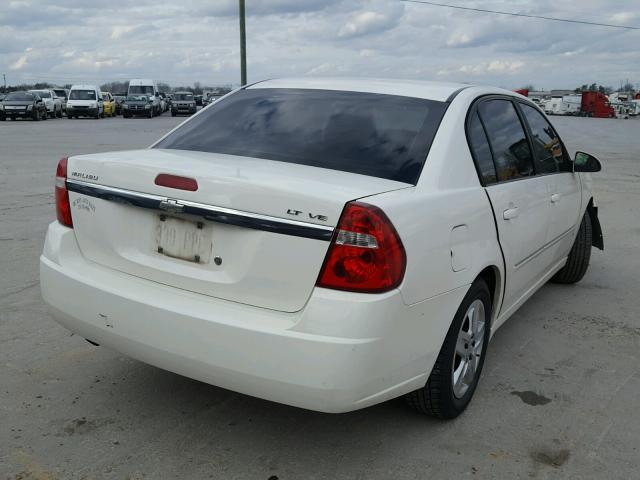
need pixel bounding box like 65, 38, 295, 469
126, 95, 149, 102
6, 92, 35, 101
69, 90, 96, 100
154, 88, 448, 184
174, 93, 194, 101
32, 91, 51, 98
129, 85, 154, 95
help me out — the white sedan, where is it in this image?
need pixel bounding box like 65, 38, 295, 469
40, 78, 603, 418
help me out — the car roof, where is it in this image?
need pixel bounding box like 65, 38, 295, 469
248, 77, 472, 102
70, 85, 98, 90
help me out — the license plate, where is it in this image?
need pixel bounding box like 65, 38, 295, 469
155, 216, 213, 263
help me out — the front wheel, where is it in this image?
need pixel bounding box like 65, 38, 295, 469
405, 278, 491, 419
551, 213, 592, 284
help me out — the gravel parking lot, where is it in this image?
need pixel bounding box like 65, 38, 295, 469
1, 114, 639, 479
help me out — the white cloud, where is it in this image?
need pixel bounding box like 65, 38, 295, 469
0, 0, 639, 90
9, 55, 27, 70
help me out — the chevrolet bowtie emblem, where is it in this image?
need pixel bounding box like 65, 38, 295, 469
159, 199, 184, 214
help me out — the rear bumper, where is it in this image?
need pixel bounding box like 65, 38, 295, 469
40, 222, 465, 412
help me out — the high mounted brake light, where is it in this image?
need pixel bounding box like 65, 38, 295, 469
55, 157, 73, 228
316, 201, 406, 293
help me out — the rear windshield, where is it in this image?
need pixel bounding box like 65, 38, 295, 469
32, 91, 51, 98
154, 88, 448, 184
130, 85, 154, 95
70, 90, 96, 100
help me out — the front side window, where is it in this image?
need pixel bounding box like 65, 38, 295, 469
478, 99, 534, 182
154, 88, 448, 184
520, 103, 571, 173
468, 112, 497, 185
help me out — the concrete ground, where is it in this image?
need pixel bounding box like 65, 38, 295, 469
1, 113, 639, 480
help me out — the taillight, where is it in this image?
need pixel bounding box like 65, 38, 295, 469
316, 201, 406, 293
55, 157, 73, 227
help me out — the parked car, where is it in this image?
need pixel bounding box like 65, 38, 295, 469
101, 92, 116, 117
0, 90, 48, 121
52, 88, 69, 112
66, 85, 104, 119
122, 94, 154, 118
158, 92, 170, 112
170, 91, 197, 116
128, 79, 161, 116
29, 89, 63, 118
113, 93, 127, 115
40, 79, 603, 418
0, 93, 5, 102
194, 94, 203, 106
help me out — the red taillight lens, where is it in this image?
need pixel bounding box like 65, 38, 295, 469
317, 201, 406, 293
55, 157, 73, 227
155, 173, 198, 191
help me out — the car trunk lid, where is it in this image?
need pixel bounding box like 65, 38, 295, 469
66, 149, 410, 312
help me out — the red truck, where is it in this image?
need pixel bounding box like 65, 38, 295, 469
581, 91, 615, 118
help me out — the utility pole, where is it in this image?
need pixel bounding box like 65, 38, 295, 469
239, 0, 247, 86
3, 74, 6, 93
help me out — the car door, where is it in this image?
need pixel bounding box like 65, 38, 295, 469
517, 102, 582, 262
468, 97, 551, 317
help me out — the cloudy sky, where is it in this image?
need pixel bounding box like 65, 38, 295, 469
1, 0, 639, 90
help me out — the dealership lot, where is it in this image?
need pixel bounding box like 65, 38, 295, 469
1, 116, 639, 479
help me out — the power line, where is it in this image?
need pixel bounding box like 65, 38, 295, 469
400, 0, 640, 30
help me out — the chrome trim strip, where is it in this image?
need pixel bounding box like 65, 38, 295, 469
66, 179, 335, 241
514, 227, 575, 270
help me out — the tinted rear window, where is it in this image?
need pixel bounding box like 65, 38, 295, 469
154, 88, 448, 184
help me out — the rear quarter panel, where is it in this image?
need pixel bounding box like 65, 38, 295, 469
365, 88, 504, 311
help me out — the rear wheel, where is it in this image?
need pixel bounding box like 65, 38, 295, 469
551, 212, 592, 284
33, 109, 40, 121
405, 278, 491, 419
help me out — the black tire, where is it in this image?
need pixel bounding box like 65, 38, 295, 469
33, 109, 40, 121
551, 212, 592, 284
405, 278, 492, 419
0, 117, 5, 121
42, 110, 48, 120
171, 111, 176, 117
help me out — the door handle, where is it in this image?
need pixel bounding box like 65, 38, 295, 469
503, 207, 519, 220
551, 193, 561, 203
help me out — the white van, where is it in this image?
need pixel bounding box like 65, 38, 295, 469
66, 85, 104, 119
128, 79, 161, 116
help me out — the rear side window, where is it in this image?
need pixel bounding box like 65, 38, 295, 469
468, 112, 497, 185
478, 99, 534, 182
154, 88, 449, 184
519, 103, 571, 173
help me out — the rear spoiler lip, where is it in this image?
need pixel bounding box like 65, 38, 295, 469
66, 179, 334, 242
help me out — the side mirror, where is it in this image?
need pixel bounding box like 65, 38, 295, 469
574, 152, 602, 173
